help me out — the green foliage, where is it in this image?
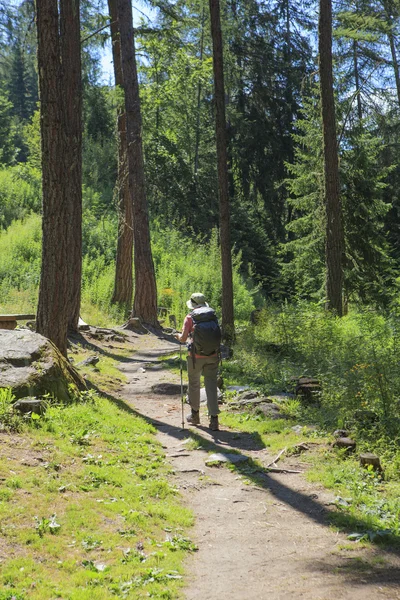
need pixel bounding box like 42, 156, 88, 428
153, 227, 257, 323
232, 303, 400, 440
0, 90, 18, 165
0, 213, 41, 306
0, 167, 41, 229
282, 88, 394, 306
0, 390, 193, 598
0, 388, 22, 432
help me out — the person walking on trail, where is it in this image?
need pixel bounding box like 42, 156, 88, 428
176, 293, 221, 431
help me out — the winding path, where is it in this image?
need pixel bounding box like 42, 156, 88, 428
117, 331, 400, 600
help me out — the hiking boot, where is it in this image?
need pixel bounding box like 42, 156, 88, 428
209, 415, 219, 431
187, 410, 200, 425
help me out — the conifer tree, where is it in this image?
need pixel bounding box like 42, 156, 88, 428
209, 0, 235, 340
319, 0, 344, 315
117, 0, 158, 326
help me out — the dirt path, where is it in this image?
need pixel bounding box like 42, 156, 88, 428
117, 331, 400, 600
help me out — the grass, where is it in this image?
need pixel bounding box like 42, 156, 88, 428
0, 336, 196, 599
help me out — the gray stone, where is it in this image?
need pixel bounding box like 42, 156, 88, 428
333, 437, 356, 451
239, 390, 260, 401
78, 318, 90, 331
254, 403, 287, 420
151, 382, 187, 395
333, 429, 348, 438
200, 387, 223, 403
226, 385, 250, 393
0, 330, 85, 402
206, 452, 249, 466
13, 397, 47, 415
76, 355, 99, 367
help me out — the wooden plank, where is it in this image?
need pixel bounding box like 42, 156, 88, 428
0, 314, 36, 321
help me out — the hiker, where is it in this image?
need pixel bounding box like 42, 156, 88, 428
176, 293, 221, 431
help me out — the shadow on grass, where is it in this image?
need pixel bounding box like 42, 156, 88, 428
308, 556, 400, 586
84, 333, 400, 592
97, 383, 400, 560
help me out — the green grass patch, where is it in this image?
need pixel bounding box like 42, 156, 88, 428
0, 393, 195, 599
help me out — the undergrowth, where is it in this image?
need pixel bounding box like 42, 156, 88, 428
0, 389, 195, 599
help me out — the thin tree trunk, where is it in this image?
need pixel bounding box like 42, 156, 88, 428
109, 0, 133, 309
384, 0, 400, 109
36, 0, 69, 355
117, 0, 158, 326
60, 0, 82, 332
194, 7, 205, 178
209, 0, 235, 341
353, 39, 362, 120
319, 0, 344, 316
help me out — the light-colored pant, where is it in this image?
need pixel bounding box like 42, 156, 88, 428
187, 355, 220, 417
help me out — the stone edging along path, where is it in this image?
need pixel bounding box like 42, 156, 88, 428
116, 331, 400, 600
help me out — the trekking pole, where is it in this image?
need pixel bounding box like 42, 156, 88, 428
179, 342, 185, 430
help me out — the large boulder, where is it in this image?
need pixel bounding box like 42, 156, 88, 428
0, 330, 86, 402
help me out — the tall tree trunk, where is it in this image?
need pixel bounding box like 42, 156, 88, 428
36, 0, 69, 355
319, 0, 344, 316
194, 7, 205, 178
116, 0, 158, 326
60, 0, 82, 332
353, 39, 362, 120
209, 0, 235, 340
109, 0, 133, 309
384, 0, 400, 109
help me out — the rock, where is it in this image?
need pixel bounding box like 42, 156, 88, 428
200, 387, 223, 404
13, 397, 47, 415
78, 317, 90, 331
254, 403, 288, 420
76, 355, 99, 367
0, 330, 86, 402
360, 453, 383, 472
239, 390, 260, 401
333, 429, 348, 438
205, 452, 249, 466
226, 385, 250, 393
333, 437, 356, 451
151, 382, 188, 395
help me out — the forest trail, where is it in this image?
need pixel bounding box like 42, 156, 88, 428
117, 330, 400, 600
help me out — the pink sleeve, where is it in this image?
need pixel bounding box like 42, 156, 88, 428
180, 315, 193, 343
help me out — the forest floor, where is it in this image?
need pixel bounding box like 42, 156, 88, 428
114, 329, 400, 600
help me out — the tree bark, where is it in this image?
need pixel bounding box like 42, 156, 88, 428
116, 0, 158, 326
60, 0, 82, 332
318, 0, 344, 316
108, 0, 134, 309
384, 0, 400, 109
209, 0, 235, 341
36, 0, 69, 355
194, 7, 205, 178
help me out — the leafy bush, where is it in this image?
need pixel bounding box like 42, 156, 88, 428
153, 227, 258, 323
0, 167, 41, 229
232, 302, 400, 440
